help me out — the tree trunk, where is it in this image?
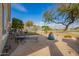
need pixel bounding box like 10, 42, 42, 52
64, 11, 75, 31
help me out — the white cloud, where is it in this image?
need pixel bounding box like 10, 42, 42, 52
11, 4, 27, 12
48, 23, 65, 29
35, 22, 65, 29
35, 22, 44, 26
69, 22, 79, 28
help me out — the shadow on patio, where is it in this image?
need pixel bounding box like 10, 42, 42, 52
9, 35, 63, 56
62, 38, 79, 55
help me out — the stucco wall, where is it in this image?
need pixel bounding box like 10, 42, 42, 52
0, 3, 8, 55
0, 3, 3, 55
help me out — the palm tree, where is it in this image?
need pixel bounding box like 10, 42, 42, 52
43, 4, 79, 31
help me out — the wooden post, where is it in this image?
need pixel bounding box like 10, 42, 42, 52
6, 3, 10, 32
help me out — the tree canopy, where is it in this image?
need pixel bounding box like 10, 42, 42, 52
32, 25, 39, 32
42, 25, 52, 33
43, 4, 79, 31
11, 17, 24, 29
25, 20, 33, 27
25, 20, 34, 31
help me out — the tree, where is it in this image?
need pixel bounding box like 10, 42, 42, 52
11, 17, 24, 30
43, 4, 79, 31
42, 25, 52, 33
32, 25, 39, 32
25, 20, 33, 31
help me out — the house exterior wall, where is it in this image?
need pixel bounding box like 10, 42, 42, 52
0, 3, 11, 55
0, 3, 3, 55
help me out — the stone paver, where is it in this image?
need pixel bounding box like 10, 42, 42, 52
27, 46, 50, 56
10, 35, 79, 56
55, 42, 78, 56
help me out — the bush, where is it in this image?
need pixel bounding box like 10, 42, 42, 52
25, 32, 39, 35
64, 35, 72, 38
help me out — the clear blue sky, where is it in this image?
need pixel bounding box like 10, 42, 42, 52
11, 3, 58, 25
10, 3, 79, 29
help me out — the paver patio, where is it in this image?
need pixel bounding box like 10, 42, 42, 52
10, 35, 79, 56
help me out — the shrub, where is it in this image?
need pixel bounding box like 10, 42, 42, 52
64, 35, 72, 38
